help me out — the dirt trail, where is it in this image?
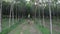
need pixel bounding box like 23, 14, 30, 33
8, 20, 42, 34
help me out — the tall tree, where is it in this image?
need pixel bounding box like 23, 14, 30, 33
42, 0, 45, 27
0, 0, 2, 32
48, 0, 52, 34
9, 0, 15, 27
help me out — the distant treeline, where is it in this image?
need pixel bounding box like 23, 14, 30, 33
2, 1, 60, 18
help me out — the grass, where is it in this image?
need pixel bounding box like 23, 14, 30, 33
35, 19, 60, 34
0, 18, 25, 34
44, 18, 60, 34
0, 18, 60, 34
34, 19, 50, 34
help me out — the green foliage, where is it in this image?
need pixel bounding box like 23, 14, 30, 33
35, 20, 50, 34
0, 23, 18, 34
2, 0, 60, 18
0, 18, 24, 34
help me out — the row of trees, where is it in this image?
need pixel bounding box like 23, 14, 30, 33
2, 0, 60, 18
0, 0, 60, 33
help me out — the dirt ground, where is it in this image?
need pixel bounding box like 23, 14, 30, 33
8, 20, 42, 34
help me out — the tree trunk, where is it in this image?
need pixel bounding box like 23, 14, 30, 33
48, 0, 52, 34
42, 0, 45, 27
16, 3, 18, 22
9, 1, 15, 27
0, 0, 2, 32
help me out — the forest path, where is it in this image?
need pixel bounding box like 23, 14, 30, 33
8, 19, 42, 34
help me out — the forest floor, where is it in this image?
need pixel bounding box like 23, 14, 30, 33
8, 19, 42, 34
40, 18, 60, 34
7, 18, 60, 34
